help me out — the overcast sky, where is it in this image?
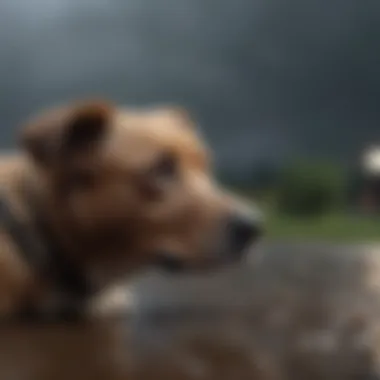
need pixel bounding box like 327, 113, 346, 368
0, 0, 379, 180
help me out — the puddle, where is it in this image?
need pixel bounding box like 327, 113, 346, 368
0, 243, 380, 380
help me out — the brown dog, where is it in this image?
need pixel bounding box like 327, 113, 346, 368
0, 99, 262, 319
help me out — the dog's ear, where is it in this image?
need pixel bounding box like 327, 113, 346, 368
21, 100, 112, 165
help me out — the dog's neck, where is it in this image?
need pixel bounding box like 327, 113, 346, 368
19, 172, 97, 298
22, 169, 135, 291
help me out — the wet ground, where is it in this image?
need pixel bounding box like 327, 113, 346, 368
2, 242, 380, 380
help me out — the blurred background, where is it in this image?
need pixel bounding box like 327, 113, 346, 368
2, 2, 380, 379
2, 0, 380, 241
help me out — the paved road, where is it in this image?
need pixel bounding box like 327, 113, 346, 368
1, 242, 380, 380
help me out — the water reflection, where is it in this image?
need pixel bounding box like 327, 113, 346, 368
0, 243, 380, 380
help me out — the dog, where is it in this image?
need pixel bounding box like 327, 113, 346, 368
0, 99, 262, 319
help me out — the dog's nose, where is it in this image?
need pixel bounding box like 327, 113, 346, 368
226, 212, 262, 256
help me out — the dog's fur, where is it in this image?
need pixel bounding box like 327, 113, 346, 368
0, 100, 258, 318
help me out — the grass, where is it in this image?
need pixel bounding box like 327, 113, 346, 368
237, 190, 380, 243
266, 211, 380, 243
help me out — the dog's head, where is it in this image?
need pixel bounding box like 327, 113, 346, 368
21, 100, 262, 278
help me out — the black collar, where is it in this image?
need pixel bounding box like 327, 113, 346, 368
0, 191, 94, 299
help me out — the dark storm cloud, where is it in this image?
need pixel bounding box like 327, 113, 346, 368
0, 0, 380, 179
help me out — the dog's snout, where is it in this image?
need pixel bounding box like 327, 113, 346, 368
227, 212, 262, 255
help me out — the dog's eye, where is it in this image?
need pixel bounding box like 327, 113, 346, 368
140, 152, 179, 199
149, 152, 178, 189
152, 152, 178, 181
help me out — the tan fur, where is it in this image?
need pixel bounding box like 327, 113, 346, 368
0, 100, 256, 316
0, 155, 41, 313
